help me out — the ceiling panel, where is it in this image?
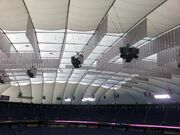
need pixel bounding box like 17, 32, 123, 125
68, 0, 114, 31
24, 0, 68, 30
0, 0, 28, 30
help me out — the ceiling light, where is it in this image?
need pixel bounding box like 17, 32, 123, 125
64, 98, 71, 102
91, 83, 100, 87
154, 94, 170, 99
80, 82, 89, 85
82, 97, 95, 102
101, 85, 110, 89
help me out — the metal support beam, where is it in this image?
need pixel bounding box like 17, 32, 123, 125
0, 28, 18, 53
22, 0, 40, 58
0, 30, 12, 57
50, 0, 71, 104
82, 15, 108, 60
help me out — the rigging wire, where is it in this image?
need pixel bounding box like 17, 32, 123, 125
113, 5, 130, 46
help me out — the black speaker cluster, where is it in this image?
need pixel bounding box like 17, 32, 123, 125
27, 66, 37, 78
120, 47, 139, 62
71, 54, 84, 68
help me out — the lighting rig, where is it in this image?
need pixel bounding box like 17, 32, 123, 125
27, 66, 37, 78
71, 52, 84, 68
120, 44, 139, 62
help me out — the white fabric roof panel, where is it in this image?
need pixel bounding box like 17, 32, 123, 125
68, 0, 114, 31
64, 44, 85, 52
40, 52, 60, 58
0, 0, 28, 31
108, 0, 166, 33
66, 33, 92, 44
24, 0, 68, 30
6, 33, 29, 43
13, 44, 34, 52
37, 33, 64, 43
147, 0, 180, 36
39, 44, 62, 52
1, 0, 180, 105
0, 0, 169, 34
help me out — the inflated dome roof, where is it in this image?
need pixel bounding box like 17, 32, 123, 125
0, 0, 180, 104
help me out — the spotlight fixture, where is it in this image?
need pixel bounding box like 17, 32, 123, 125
27, 66, 37, 78
71, 52, 84, 68
120, 44, 139, 62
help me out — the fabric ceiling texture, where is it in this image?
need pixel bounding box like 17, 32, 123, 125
0, 0, 180, 105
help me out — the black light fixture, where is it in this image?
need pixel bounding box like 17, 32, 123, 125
120, 44, 139, 62
27, 66, 37, 78
71, 52, 84, 68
